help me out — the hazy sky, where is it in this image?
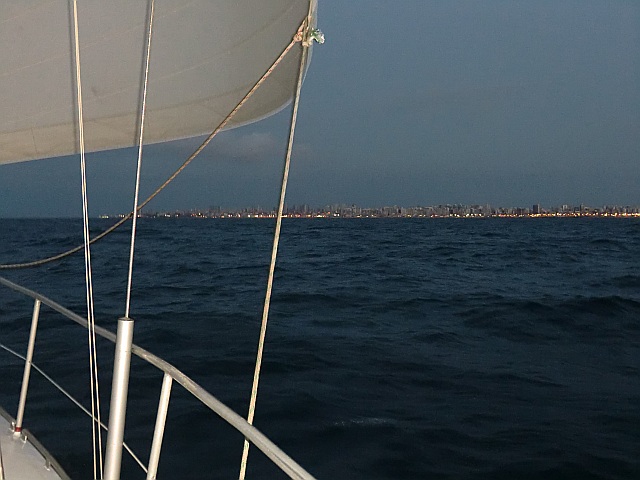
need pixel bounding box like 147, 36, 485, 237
1, 0, 639, 217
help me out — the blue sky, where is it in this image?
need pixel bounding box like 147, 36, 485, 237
1, 0, 638, 217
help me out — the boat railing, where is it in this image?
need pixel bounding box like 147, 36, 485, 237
0, 276, 315, 480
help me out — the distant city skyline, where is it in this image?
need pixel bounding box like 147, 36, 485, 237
1, 1, 638, 217
98, 202, 640, 220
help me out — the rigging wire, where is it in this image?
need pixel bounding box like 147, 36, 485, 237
238, 10, 313, 480
125, 0, 155, 319
0, 342, 148, 474
0, 22, 306, 272
71, 1, 103, 477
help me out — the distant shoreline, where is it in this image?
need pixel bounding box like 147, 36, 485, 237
94, 202, 640, 220
4, 213, 640, 220
98, 211, 640, 220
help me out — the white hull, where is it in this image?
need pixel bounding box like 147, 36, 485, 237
0, 406, 68, 480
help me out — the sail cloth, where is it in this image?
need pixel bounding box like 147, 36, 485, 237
0, 0, 314, 165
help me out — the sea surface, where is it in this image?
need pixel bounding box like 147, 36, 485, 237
0, 217, 639, 479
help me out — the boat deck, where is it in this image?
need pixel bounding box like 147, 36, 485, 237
0, 407, 68, 480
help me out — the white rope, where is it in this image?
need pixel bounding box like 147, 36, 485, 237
125, 0, 155, 319
71, 1, 103, 477
238, 12, 313, 480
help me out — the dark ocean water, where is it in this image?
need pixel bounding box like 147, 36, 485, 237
0, 218, 639, 479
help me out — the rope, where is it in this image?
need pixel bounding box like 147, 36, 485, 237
125, 0, 155, 319
0, 22, 305, 272
238, 12, 312, 480
71, 1, 103, 476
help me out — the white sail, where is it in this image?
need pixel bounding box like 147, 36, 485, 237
0, 0, 313, 165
